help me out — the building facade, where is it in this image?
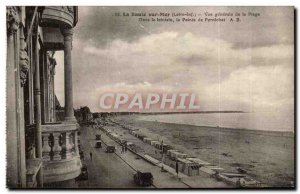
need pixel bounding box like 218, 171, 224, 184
6, 6, 81, 188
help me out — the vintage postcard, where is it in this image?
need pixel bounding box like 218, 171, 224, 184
6, 6, 294, 189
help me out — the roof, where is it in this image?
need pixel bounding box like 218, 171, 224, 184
221, 173, 246, 178
186, 158, 211, 165
167, 149, 178, 153
177, 158, 193, 163
177, 158, 200, 167
173, 151, 187, 156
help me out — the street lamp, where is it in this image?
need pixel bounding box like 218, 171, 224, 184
161, 139, 165, 172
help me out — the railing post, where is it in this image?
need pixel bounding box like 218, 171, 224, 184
52, 133, 62, 160
74, 131, 79, 155
65, 132, 73, 159
42, 133, 51, 161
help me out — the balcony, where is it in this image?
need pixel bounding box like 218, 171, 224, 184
40, 6, 77, 29
40, 6, 78, 51
42, 122, 81, 183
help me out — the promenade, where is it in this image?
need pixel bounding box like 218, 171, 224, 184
79, 121, 231, 188
77, 126, 140, 188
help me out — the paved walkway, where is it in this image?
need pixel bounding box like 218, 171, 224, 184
76, 126, 142, 188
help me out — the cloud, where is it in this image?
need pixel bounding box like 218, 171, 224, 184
74, 31, 293, 83
195, 65, 294, 112
75, 7, 153, 47
75, 6, 294, 48
53, 7, 294, 119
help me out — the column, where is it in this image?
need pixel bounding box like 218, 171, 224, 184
6, 6, 24, 188
33, 17, 43, 187
61, 28, 76, 122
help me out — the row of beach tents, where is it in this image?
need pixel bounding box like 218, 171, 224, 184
93, 120, 261, 187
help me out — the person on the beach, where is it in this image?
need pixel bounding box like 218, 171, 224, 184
90, 152, 93, 160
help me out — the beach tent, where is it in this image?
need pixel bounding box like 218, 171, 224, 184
129, 128, 138, 134
143, 137, 152, 144
173, 152, 188, 160
154, 142, 162, 149
134, 132, 143, 138
170, 151, 181, 159
151, 141, 159, 146
167, 150, 178, 157
177, 158, 200, 176
137, 134, 146, 140
132, 131, 138, 136
162, 144, 172, 153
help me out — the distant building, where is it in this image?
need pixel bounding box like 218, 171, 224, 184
75, 106, 93, 125
6, 6, 81, 188
92, 112, 101, 119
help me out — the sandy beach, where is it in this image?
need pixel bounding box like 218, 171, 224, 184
114, 115, 294, 187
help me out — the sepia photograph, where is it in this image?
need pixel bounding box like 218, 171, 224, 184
5, 5, 295, 189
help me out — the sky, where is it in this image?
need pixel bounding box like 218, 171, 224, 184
54, 6, 294, 118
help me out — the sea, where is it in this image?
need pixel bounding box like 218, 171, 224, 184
137, 111, 294, 132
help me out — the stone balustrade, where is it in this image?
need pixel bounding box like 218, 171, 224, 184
41, 122, 81, 183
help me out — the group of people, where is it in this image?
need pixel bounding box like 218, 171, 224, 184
121, 144, 128, 153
